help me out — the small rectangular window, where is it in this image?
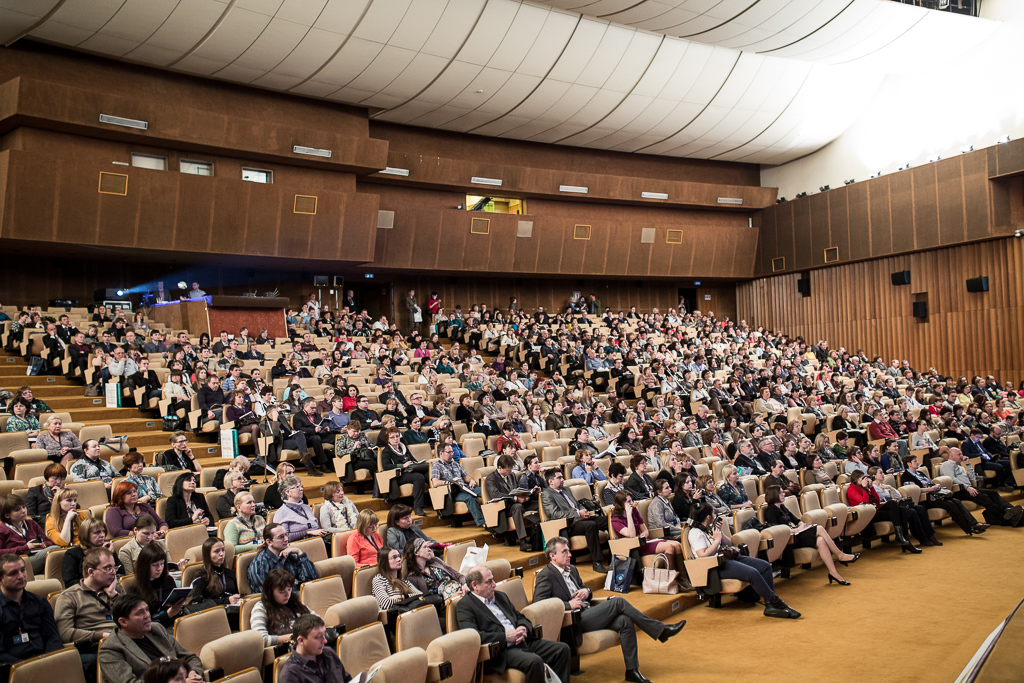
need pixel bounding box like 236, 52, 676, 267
180, 160, 213, 176
242, 168, 272, 184
131, 153, 166, 171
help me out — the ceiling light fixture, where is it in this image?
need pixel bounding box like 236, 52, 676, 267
559, 185, 588, 194
379, 167, 410, 177
819, 185, 830, 192
641, 191, 668, 200
996, 134, 1011, 144
293, 145, 332, 158
471, 176, 502, 186
843, 179, 855, 185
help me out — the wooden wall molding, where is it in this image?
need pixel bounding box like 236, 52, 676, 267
737, 237, 1024, 382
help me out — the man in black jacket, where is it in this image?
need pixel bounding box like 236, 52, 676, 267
197, 375, 225, 428
533, 537, 684, 683
0, 552, 62, 678
292, 397, 327, 476
456, 565, 570, 683
129, 357, 162, 404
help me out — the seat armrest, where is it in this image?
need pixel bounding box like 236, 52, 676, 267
482, 501, 505, 527
561, 609, 582, 628
426, 660, 453, 682
683, 555, 720, 587
480, 642, 501, 662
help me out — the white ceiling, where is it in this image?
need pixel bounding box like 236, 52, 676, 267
0, 0, 997, 165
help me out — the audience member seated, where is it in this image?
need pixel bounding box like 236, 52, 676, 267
0, 494, 56, 574
534, 536, 685, 683
276, 475, 329, 541
349, 395, 381, 429
119, 515, 176, 575
763, 460, 800, 496
292, 397, 330, 476
197, 375, 225, 428
456, 564, 570, 683
763, 485, 857, 585
134, 542, 187, 627
224, 491, 266, 553
962, 428, 1013, 491
217, 471, 249, 520
384, 504, 446, 555
55, 547, 126, 674
260, 405, 316, 477
646, 478, 683, 540
624, 453, 655, 501
609, 491, 686, 585
486, 454, 540, 551
901, 455, 988, 536
97, 592, 203, 683
69, 439, 118, 487
381, 427, 429, 516
45, 487, 81, 547
252, 567, 315, 647
27, 463, 69, 527
224, 389, 260, 446
63, 518, 125, 587
263, 462, 308, 511
845, 470, 922, 553
402, 537, 467, 601
123, 452, 162, 504
277, 614, 350, 683
159, 431, 203, 474
318, 481, 359, 533
0, 552, 62, 678
940, 447, 1024, 526
142, 657, 203, 683
248, 523, 318, 593
165, 472, 213, 529
347, 510, 384, 567
431, 441, 486, 526
5, 399, 39, 439
687, 504, 799, 619
195, 537, 241, 610
541, 469, 608, 573
36, 416, 83, 466
371, 546, 440, 619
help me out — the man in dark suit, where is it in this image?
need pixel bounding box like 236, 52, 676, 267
54, 315, 78, 345
486, 455, 539, 552
455, 565, 570, 683
540, 469, 608, 573
40, 323, 65, 374
963, 428, 1013, 491
292, 397, 328, 476
533, 537, 685, 683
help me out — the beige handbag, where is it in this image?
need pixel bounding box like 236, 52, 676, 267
641, 553, 679, 594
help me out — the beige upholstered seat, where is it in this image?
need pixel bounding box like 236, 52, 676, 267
9, 646, 85, 683
325, 595, 382, 631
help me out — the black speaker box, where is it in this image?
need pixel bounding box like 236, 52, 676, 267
797, 278, 810, 296
966, 276, 989, 292
912, 301, 927, 318
891, 270, 911, 286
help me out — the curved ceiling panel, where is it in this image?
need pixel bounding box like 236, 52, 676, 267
1, 0, 995, 165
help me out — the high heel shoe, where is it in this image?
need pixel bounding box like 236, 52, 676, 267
837, 553, 860, 566
828, 574, 851, 586
901, 544, 922, 554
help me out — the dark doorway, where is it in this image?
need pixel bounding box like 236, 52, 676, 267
678, 288, 697, 315
360, 283, 395, 322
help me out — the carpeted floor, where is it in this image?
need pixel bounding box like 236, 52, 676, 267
573, 514, 1024, 683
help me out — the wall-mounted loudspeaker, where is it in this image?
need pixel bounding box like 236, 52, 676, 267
966, 276, 989, 292
797, 278, 810, 297
912, 302, 928, 318
891, 270, 911, 286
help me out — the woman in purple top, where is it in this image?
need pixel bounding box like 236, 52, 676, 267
274, 476, 329, 542
609, 490, 686, 579
105, 480, 168, 537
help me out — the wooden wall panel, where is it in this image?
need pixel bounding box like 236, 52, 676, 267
829, 187, 850, 261
736, 237, 1024, 383
868, 176, 892, 256
792, 198, 812, 270
847, 182, 871, 261
889, 169, 915, 253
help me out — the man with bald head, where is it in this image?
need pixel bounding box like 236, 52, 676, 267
939, 448, 1023, 526
455, 565, 570, 683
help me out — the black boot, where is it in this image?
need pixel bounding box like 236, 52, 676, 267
892, 524, 910, 546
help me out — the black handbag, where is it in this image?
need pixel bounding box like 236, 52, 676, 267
163, 415, 183, 431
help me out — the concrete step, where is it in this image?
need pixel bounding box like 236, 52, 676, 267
0, 374, 77, 387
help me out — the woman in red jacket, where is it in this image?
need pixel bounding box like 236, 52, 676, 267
0, 494, 55, 573
846, 470, 921, 554
346, 509, 384, 567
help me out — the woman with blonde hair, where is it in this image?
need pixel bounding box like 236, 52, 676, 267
62, 517, 124, 587
346, 509, 383, 567
45, 488, 81, 546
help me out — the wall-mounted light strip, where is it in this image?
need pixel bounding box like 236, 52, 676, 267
293, 145, 332, 158
99, 114, 148, 130
559, 185, 588, 194
717, 197, 743, 205
379, 167, 410, 177
471, 177, 503, 186
641, 191, 668, 200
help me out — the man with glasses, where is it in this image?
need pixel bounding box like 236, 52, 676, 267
246, 523, 318, 592
55, 547, 125, 680
431, 444, 485, 526
349, 395, 381, 429
0, 552, 61, 677
158, 431, 202, 474
99, 593, 203, 683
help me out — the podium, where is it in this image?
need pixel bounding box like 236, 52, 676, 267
149, 296, 289, 338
